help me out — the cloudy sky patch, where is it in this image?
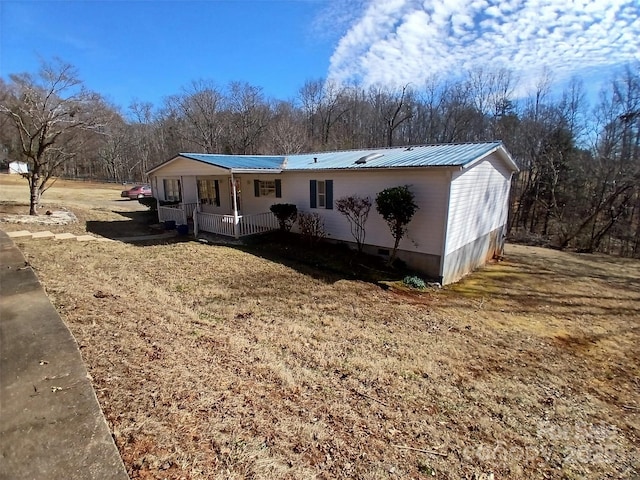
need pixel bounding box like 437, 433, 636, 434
328, 0, 640, 94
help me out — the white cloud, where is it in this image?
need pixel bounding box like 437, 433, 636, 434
326, 0, 640, 96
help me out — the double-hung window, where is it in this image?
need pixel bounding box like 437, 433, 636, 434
198, 179, 220, 206
163, 179, 181, 202
254, 179, 282, 198
309, 180, 333, 209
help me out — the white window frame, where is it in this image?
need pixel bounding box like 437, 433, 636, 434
259, 180, 276, 197
164, 178, 181, 202
317, 180, 326, 208
198, 179, 218, 206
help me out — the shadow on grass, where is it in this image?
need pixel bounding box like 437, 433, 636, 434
87, 215, 430, 285
233, 231, 424, 285
86, 210, 171, 242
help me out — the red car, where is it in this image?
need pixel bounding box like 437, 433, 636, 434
121, 184, 152, 200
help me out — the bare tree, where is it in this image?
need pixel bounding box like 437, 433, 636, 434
336, 195, 372, 253
266, 101, 307, 154
224, 82, 271, 154
298, 79, 350, 149
165, 80, 224, 152
0, 59, 106, 214
369, 84, 414, 147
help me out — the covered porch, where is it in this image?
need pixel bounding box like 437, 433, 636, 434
156, 195, 279, 239
151, 156, 283, 239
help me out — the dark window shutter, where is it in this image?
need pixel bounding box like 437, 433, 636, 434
310, 180, 317, 208
254, 179, 260, 197
275, 179, 282, 198
214, 180, 220, 206
325, 180, 333, 209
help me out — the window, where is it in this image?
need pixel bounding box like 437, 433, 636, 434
317, 181, 326, 207
254, 179, 282, 198
309, 180, 333, 209
198, 179, 220, 206
163, 179, 181, 202
260, 180, 276, 197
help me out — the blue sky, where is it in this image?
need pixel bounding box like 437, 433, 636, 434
1, 0, 638, 110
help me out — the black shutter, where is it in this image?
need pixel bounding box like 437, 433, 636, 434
310, 180, 317, 208
214, 180, 220, 206
325, 180, 333, 209
275, 179, 282, 198
254, 179, 260, 197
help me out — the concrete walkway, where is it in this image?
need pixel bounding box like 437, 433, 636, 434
5, 229, 178, 243
0, 230, 129, 480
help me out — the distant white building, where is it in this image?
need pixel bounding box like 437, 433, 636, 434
8, 161, 28, 175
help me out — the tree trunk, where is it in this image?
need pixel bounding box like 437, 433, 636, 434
29, 174, 41, 215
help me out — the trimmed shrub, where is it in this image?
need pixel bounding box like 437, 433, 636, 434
270, 203, 298, 232
375, 185, 418, 264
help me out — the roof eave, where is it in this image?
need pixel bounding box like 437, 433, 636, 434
285, 164, 460, 172
230, 168, 283, 174
460, 144, 519, 172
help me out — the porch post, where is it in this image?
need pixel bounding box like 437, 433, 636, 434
230, 172, 240, 239
194, 204, 200, 237
180, 175, 187, 225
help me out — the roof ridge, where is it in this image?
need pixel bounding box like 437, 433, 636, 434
291, 140, 503, 157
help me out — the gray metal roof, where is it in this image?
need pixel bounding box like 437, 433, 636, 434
149, 142, 517, 175
285, 142, 508, 170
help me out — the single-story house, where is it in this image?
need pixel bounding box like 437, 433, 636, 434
8, 161, 28, 175
147, 141, 519, 284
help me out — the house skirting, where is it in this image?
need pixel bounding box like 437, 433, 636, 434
441, 225, 506, 285
327, 239, 442, 282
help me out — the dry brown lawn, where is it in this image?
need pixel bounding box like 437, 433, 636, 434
1, 175, 639, 479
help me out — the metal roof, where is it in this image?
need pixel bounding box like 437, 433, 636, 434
180, 153, 285, 170
148, 142, 517, 175
285, 142, 508, 170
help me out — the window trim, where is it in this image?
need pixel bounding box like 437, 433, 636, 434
254, 179, 282, 198
317, 180, 326, 208
197, 179, 220, 206
310, 179, 333, 209
163, 178, 181, 202
259, 180, 276, 197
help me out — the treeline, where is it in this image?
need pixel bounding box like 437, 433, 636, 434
0, 59, 638, 256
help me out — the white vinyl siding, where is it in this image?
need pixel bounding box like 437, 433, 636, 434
152, 157, 230, 176
282, 169, 449, 256
444, 153, 512, 255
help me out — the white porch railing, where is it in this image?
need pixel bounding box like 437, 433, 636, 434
195, 211, 279, 238
158, 204, 186, 225
183, 202, 198, 219
157, 202, 199, 225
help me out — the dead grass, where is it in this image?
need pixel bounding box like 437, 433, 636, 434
1, 176, 639, 479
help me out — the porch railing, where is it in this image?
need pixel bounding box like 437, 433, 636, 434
158, 204, 186, 225
157, 202, 199, 225
195, 211, 279, 238
183, 202, 198, 219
